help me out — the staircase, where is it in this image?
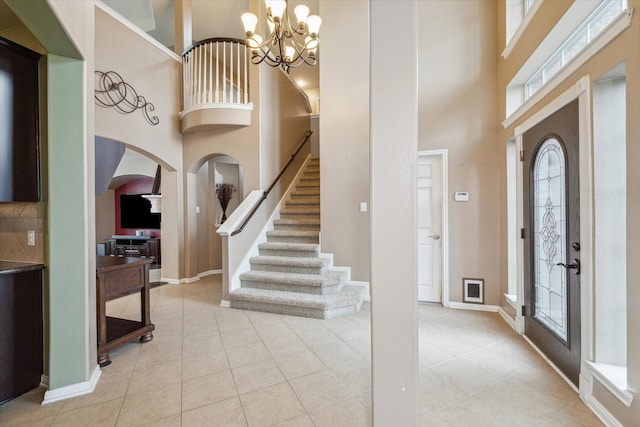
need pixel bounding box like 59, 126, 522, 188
229, 158, 365, 319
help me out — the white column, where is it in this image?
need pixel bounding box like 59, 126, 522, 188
370, 1, 419, 425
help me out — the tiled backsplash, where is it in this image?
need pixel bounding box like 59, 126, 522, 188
0, 202, 45, 263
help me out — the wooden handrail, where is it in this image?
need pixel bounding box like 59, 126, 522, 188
230, 130, 313, 236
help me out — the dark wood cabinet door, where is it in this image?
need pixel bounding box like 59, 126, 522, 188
0, 37, 41, 202
0, 269, 43, 403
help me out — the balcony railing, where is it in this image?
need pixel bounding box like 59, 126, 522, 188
181, 38, 253, 131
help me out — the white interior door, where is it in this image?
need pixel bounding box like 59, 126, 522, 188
417, 155, 442, 303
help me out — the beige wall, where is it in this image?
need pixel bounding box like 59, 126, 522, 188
95, 190, 115, 244
319, 0, 370, 281
418, 0, 500, 305
497, 0, 640, 421
94, 6, 184, 280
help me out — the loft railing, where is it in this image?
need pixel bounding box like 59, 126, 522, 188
181, 38, 252, 110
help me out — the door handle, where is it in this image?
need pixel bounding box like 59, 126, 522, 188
557, 259, 580, 275
428, 234, 441, 240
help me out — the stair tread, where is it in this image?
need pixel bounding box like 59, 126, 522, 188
250, 256, 329, 267
267, 230, 319, 237
230, 285, 364, 309
258, 241, 319, 251
274, 218, 320, 225
240, 269, 347, 286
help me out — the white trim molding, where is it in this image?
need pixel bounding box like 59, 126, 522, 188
584, 361, 633, 407
42, 365, 101, 405
448, 302, 500, 313
502, 0, 544, 59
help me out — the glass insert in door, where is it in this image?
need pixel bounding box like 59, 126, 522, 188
533, 138, 567, 341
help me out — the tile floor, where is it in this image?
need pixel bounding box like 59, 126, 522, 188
0, 275, 603, 426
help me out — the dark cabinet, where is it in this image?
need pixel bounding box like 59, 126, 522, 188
0, 269, 43, 403
0, 36, 41, 202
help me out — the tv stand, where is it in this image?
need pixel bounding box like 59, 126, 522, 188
105, 235, 161, 268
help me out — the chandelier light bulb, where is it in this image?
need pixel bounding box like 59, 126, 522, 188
294, 5, 310, 26
241, 13, 258, 35
270, 0, 287, 22
306, 15, 322, 36
305, 36, 318, 53
284, 46, 296, 63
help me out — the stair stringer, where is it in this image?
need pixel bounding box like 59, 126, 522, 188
220, 154, 314, 305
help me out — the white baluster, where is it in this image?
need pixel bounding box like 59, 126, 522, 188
215, 41, 220, 103
244, 44, 248, 104
223, 41, 227, 103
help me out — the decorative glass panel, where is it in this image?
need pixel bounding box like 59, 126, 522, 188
533, 138, 567, 341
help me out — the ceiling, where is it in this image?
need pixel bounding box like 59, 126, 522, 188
102, 0, 320, 90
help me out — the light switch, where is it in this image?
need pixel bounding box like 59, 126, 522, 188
196, 206, 200, 214
360, 202, 368, 212
28, 230, 35, 246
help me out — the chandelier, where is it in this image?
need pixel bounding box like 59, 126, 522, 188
241, 0, 321, 74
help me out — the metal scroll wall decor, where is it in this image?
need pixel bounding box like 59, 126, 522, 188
94, 71, 159, 125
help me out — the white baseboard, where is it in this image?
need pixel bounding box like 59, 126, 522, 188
162, 278, 180, 284
447, 301, 500, 312
199, 269, 222, 278
585, 392, 624, 427
42, 365, 101, 405
220, 300, 231, 308
498, 307, 516, 330
350, 280, 370, 302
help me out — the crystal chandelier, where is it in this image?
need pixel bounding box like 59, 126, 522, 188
241, 0, 322, 74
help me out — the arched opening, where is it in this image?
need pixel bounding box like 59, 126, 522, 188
186, 154, 243, 278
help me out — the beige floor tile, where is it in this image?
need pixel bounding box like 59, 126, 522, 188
182, 369, 238, 412
541, 401, 604, 426
61, 374, 129, 412
182, 350, 230, 381
220, 327, 262, 349
182, 397, 247, 427
182, 334, 224, 360
51, 398, 122, 427
240, 382, 305, 427
289, 369, 351, 411
271, 414, 315, 427
329, 357, 371, 395
116, 381, 181, 427
225, 341, 272, 369
127, 358, 182, 394
232, 359, 286, 395
0, 387, 64, 426
262, 334, 309, 356
308, 394, 371, 427
274, 349, 325, 380
138, 413, 181, 427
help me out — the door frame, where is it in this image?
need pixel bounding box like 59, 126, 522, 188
417, 149, 449, 306
511, 76, 594, 395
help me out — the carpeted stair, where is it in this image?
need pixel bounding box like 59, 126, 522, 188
229, 158, 365, 319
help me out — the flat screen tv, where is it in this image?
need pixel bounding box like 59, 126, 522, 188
120, 194, 161, 229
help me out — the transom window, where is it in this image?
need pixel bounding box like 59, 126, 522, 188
525, 0, 627, 99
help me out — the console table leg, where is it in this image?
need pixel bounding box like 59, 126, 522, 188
98, 353, 111, 367
139, 332, 154, 343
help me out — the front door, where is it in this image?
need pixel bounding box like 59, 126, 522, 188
417, 155, 442, 303
522, 100, 581, 386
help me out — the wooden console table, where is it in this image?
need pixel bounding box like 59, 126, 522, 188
96, 256, 154, 367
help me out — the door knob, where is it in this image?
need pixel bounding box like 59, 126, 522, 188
557, 258, 580, 275
428, 234, 441, 240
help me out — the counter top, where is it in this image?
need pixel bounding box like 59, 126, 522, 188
0, 261, 45, 275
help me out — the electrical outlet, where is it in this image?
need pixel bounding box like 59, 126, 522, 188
28, 230, 35, 246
